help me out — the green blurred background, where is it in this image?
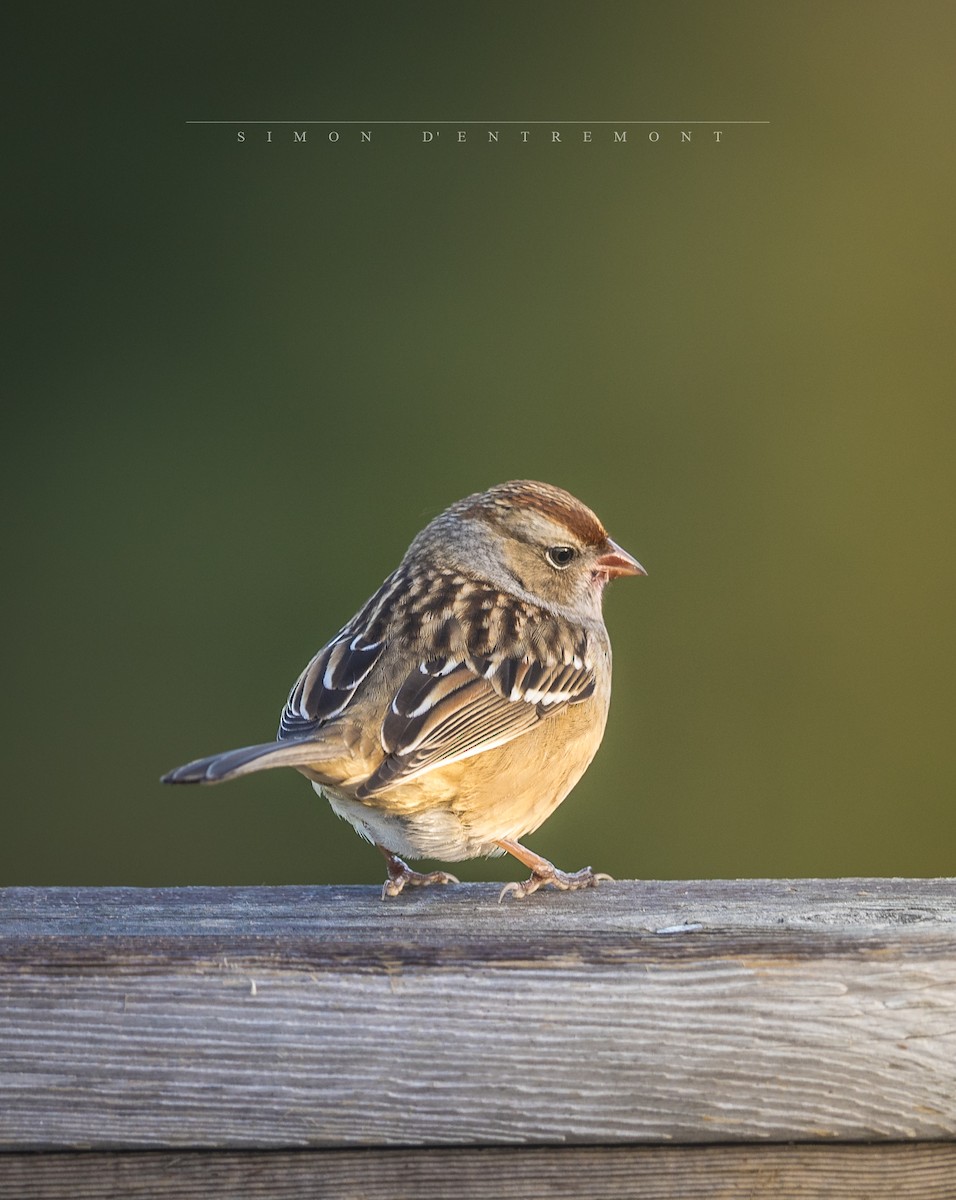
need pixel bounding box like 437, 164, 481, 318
5, 2, 954, 886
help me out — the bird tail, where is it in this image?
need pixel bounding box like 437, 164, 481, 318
161, 739, 335, 785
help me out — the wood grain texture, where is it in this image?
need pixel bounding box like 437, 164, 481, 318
2, 1143, 955, 1200
0, 880, 954, 1151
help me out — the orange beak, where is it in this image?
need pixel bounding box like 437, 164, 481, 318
595, 539, 646, 579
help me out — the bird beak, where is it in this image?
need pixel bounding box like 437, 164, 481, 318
595, 539, 647, 579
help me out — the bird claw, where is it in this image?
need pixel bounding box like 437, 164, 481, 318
381, 858, 459, 899
498, 866, 614, 903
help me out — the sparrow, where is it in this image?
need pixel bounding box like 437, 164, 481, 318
163, 481, 645, 899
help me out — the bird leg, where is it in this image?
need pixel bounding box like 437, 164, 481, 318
496, 838, 613, 902
378, 847, 459, 899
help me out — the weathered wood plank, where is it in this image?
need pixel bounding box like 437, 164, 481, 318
0, 881, 954, 1151
2, 1144, 956, 1200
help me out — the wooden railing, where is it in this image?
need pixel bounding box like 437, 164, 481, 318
1, 880, 954, 1197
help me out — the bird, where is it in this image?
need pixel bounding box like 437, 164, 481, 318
162, 480, 645, 900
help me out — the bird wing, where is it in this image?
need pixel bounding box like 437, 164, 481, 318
355, 652, 596, 797
277, 570, 598, 794
280, 630, 387, 738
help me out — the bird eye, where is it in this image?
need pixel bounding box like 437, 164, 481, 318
546, 545, 577, 569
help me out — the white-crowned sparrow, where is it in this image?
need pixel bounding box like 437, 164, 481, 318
163, 481, 645, 899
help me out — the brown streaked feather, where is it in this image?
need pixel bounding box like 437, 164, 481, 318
277, 568, 416, 737
359, 680, 541, 796
356, 650, 595, 798
281, 632, 386, 734
454, 480, 608, 547
279, 571, 592, 740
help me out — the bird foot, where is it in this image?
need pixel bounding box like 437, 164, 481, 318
499, 866, 614, 903
380, 851, 459, 899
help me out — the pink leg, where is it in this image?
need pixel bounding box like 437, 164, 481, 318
496, 838, 613, 903
378, 847, 459, 900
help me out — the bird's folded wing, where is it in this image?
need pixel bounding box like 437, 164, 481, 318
279, 632, 386, 737
356, 654, 595, 797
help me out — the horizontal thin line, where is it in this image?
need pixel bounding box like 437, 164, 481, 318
186, 120, 770, 125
